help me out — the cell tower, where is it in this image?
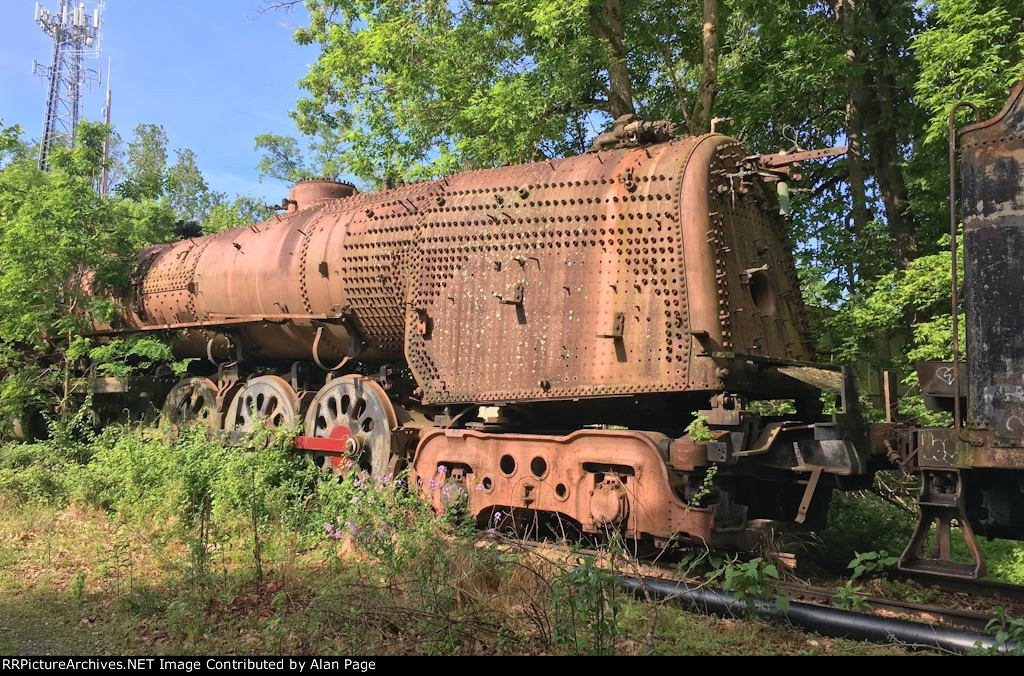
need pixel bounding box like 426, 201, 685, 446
32, 1, 105, 171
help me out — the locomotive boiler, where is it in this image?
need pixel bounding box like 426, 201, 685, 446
86, 129, 874, 552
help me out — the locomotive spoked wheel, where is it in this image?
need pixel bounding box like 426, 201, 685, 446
225, 375, 301, 438
161, 377, 222, 432
303, 375, 400, 480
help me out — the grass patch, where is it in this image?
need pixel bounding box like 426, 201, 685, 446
0, 426, 923, 655
0, 502, 917, 656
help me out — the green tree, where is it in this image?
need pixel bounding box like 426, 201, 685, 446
203, 195, 274, 234
118, 123, 168, 201
914, 0, 1024, 146
0, 123, 177, 422
286, 0, 723, 182
166, 148, 221, 223
254, 133, 313, 183
0, 121, 28, 168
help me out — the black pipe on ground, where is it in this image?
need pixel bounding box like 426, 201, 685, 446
618, 574, 1020, 654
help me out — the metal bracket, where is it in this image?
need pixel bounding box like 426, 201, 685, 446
496, 283, 524, 305
899, 469, 986, 579
312, 325, 351, 372
597, 312, 625, 339
795, 466, 823, 525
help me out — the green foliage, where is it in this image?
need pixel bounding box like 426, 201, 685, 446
818, 234, 963, 423
971, 609, 1024, 656
819, 489, 915, 565
117, 123, 169, 201
714, 556, 790, 613
288, 0, 752, 182
847, 550, 899, 579
834, 580, 869, 611
988, 540, 1024, 585
77, 425, 314, 534
164, 148, 217, 223
254, 134, 318, 183
685, 414, 715, 443
0, 122, 181, 423
0, 440, 77, 505
0, 121, 28, 168
203, 195, 274, 234
112, 123, 264, 229
69, 334, 190, 379
914, 0, 1024, 146
550, 550, 621, 655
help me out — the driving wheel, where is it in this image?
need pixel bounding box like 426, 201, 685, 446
225, 375, 301, 437
161, 377, 222, 431
303, 375, 402, 479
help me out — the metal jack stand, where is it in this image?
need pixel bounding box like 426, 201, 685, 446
899, 469, 985, 579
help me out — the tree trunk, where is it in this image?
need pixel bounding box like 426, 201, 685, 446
865, 0, 917, 268
837, 0, 872, 289
870, 100, 918, 268
590, 0, 635, 119
688, 0, 720, 134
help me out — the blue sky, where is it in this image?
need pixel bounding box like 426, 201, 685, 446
0, 0, 319, 203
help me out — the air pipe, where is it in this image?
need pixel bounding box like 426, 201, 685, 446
619, 574, 1019, 654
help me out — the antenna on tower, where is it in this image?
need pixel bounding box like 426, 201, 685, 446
100, 57, 112, 197
32, 1, 105, 172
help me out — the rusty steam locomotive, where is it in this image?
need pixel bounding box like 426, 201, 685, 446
57, 79, 1024, 579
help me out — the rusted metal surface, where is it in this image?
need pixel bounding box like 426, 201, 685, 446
91, 179, 448, 364
406, 135, 812, 405
224, 375, 302, 437
872, 425, 1024, 471
162, 376, 222, 431
757, 145, 848, 169
90, 134, 813, 408
949, 102, 982, 431
86, 312, 348, 336
959, 80, 1024, 446
286, 180, 357, 212
411, 428, 716, 542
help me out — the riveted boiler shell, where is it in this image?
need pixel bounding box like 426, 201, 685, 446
103, 180, 446, 363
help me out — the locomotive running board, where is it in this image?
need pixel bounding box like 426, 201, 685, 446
898, 469, 986, 579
